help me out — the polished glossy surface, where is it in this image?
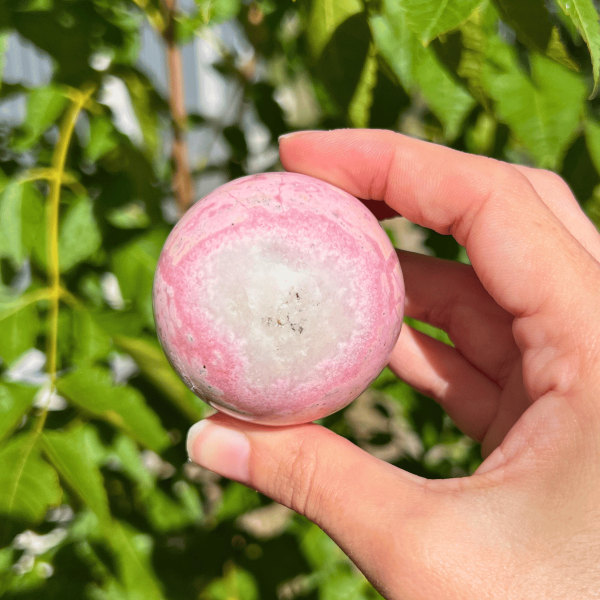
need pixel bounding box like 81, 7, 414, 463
153, 172, 404, 425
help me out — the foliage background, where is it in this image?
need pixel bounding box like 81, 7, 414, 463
1, 0, 599, 598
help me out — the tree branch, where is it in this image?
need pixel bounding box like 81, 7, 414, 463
163, 0, 194, 213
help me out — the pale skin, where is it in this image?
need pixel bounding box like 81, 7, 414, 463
187, 129, 600, 599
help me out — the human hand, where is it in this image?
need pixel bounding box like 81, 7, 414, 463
186, 130, 600, 599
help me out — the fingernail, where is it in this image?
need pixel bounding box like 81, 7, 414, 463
186, 420, 251, 483
278, 130, 321, 142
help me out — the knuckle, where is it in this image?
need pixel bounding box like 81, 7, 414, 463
538, 168, 567, 189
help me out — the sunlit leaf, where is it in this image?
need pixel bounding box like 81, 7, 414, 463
370, 7, 415, 89
144, 484, 203, 532
112, 230, 168, 329
0, 433, 62, 523
0, 297, 40, 366
0, 382, 35, 444
112, 335, 206, 421
307, 0, 363, 58
216, 482, 261, 522
120, 72, 160, 159
42, 425, 112, 528
109, 521, 165, 600
431, 6, 491, 110
321, 569, 371, 600
555, 0, 600, 96
59, 195, 102, 272
300, 523, 346, 570
372, 0, 477, 135
71, 307, 113, 365
0, 180, 45, 269
56, 367, 170, 452
348, 45, 378, 127
111, 433, 155, 490
107, 202, 151, 229
11, 85, 68, 151
202, 564, 259, 600
483, 46, 587, 167
456, 7, 489, 108
399, 0, 484, 45
86, 115, 120, 163
415, 47, 476, 140
176, 0, 241, 41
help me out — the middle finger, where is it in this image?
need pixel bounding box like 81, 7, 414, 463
398, 250, 518, 385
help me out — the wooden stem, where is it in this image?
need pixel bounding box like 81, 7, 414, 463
163, 0, 194, 213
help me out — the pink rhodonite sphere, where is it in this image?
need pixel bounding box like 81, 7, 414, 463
153, 172, 405, 425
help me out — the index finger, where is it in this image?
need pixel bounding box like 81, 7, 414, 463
279, 129, 600, 399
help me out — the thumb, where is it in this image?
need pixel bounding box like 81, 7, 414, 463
187, 413, 429, 593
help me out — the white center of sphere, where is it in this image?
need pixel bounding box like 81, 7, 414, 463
200, 233, 358, 388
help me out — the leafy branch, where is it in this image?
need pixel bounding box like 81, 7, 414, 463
1, 83, 94, 542
162, 0, 194, 213
46, 84, 96, 393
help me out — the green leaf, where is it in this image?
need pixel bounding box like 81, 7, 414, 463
144, 484, 203, 532
314, 12, 373, 114
216, 482, 261, 522
202, 565, 259, 600
555, 0, 600, 96
371, 8, 415, 89
12, 85, 68, 151
320, 569, 370, 600
585, 117, 600, 174
398, 0, 484, 45
59, 195, 102, 272
372, 0, 477, 136
112, 335, 206, 421
405, 316, 453, 346
584, 184, 600, 228
0, 180, 45, 269
71, 307, 113, 365
42, 425, 112, 528
0, 434, 62, 523
120, 72, 159, 158
492, 0, 552, 52
456, 8, 490, 109
415, 47, 476, 140
0, 180, 26, 267
490, 0, 575, 70
300, 523, 345, 570
0, 297, 40, 366
86, 115, 120, 163
112, 230, 168, 328
111, 433, 155, 490
176, 0, 241, 40
108, 435, 202, 530
107, 202, 151, 229
483, 48, 587, 167
307, 0, 363, 58
57, 367, 170, 453
108, 521, 165, 600
348, 45, 378, 127
430, 6, 492, 110
0, 382, 36, 444
367, 60, 411, 129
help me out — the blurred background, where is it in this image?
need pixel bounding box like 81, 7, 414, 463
1, 0, 599, 598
